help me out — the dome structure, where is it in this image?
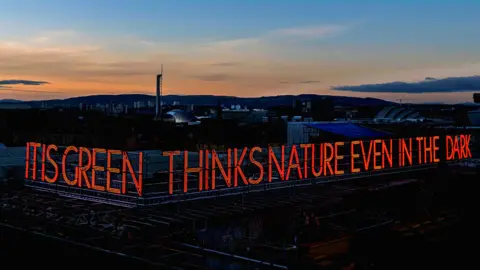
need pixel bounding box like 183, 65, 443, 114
162, 113, 176, 123
374, 106, 424, 123
165, 109, 198, 124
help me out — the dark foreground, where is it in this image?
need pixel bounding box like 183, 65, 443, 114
1, 168, 476, 269
0, 219, 472, 269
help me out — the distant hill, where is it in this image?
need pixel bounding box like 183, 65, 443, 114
0, 99, 23, 103
460, 102, 480, 106
20, 94, 396, 108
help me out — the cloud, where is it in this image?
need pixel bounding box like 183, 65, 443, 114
300, 80, 321, 84
0, 88, 61, 94
1, 27, 478, 103
280, 80, 321, 84
269, 25, 347, 39
0, 25, 347, 84
0, 80, 50, 86
199, 38, 261, 54
0, 30, 100, 55
199, 24, 348, 54
30, 30, 78, 44
332, 76, 480, 93
192, 74, 233, 82
209, 62, 241, 67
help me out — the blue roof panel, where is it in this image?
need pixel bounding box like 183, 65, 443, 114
306, 123, 390, 139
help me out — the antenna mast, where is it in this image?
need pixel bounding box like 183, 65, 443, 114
155, 65, 163, 120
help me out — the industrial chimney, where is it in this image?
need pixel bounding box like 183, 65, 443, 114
155, 65, 163, 120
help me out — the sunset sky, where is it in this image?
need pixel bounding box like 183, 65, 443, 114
1, 0, 480, 103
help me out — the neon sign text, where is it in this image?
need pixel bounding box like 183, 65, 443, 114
163, 134, 471, 195
25, 143, 143, 196
24, 134, 472, 197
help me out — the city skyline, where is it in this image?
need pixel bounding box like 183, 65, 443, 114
1, 0, 480, 103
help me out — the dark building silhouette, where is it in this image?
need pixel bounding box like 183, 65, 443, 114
293, 97, 334, 121
311, 97, 334, 121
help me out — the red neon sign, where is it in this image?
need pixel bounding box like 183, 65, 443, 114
25, 143, 143, 196
25, 134, 472, 198
162, 135, 471, 195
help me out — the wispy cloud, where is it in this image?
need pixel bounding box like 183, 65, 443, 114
30, 30, 78, 44
0, 30, 100, 55
208, 62, 241, 67
300, 80, 322, 84
192, 73, 233, 82
269, 25, 348, 39
332, 76, 480, 93
199, 38, 261, 53
280, 80, 322, 84
0, 88, 62, 94
199, 24, 348, 54
0, 79, 50, 85
1, 27, 479, 103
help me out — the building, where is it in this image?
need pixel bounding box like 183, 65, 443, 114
164, 109, 200, 125
374, 106, 424, 123
293, 97, 335, 121
468, 109, 480, 126
133, 101, 146, 108
469, 93, 480, 125
287, 121, 390, 145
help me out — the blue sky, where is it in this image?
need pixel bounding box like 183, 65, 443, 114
1, 0, 480, 102
4, 1, 479, 44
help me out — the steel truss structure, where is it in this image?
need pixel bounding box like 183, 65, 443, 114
2, 166, 467, 269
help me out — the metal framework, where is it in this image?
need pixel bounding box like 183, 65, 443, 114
2, 165, 467, 268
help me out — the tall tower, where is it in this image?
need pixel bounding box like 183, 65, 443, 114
155, 65, 163, 120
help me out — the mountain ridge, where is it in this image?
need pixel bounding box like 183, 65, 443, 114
1, 94, 395, 108
0, 99, 23, 103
